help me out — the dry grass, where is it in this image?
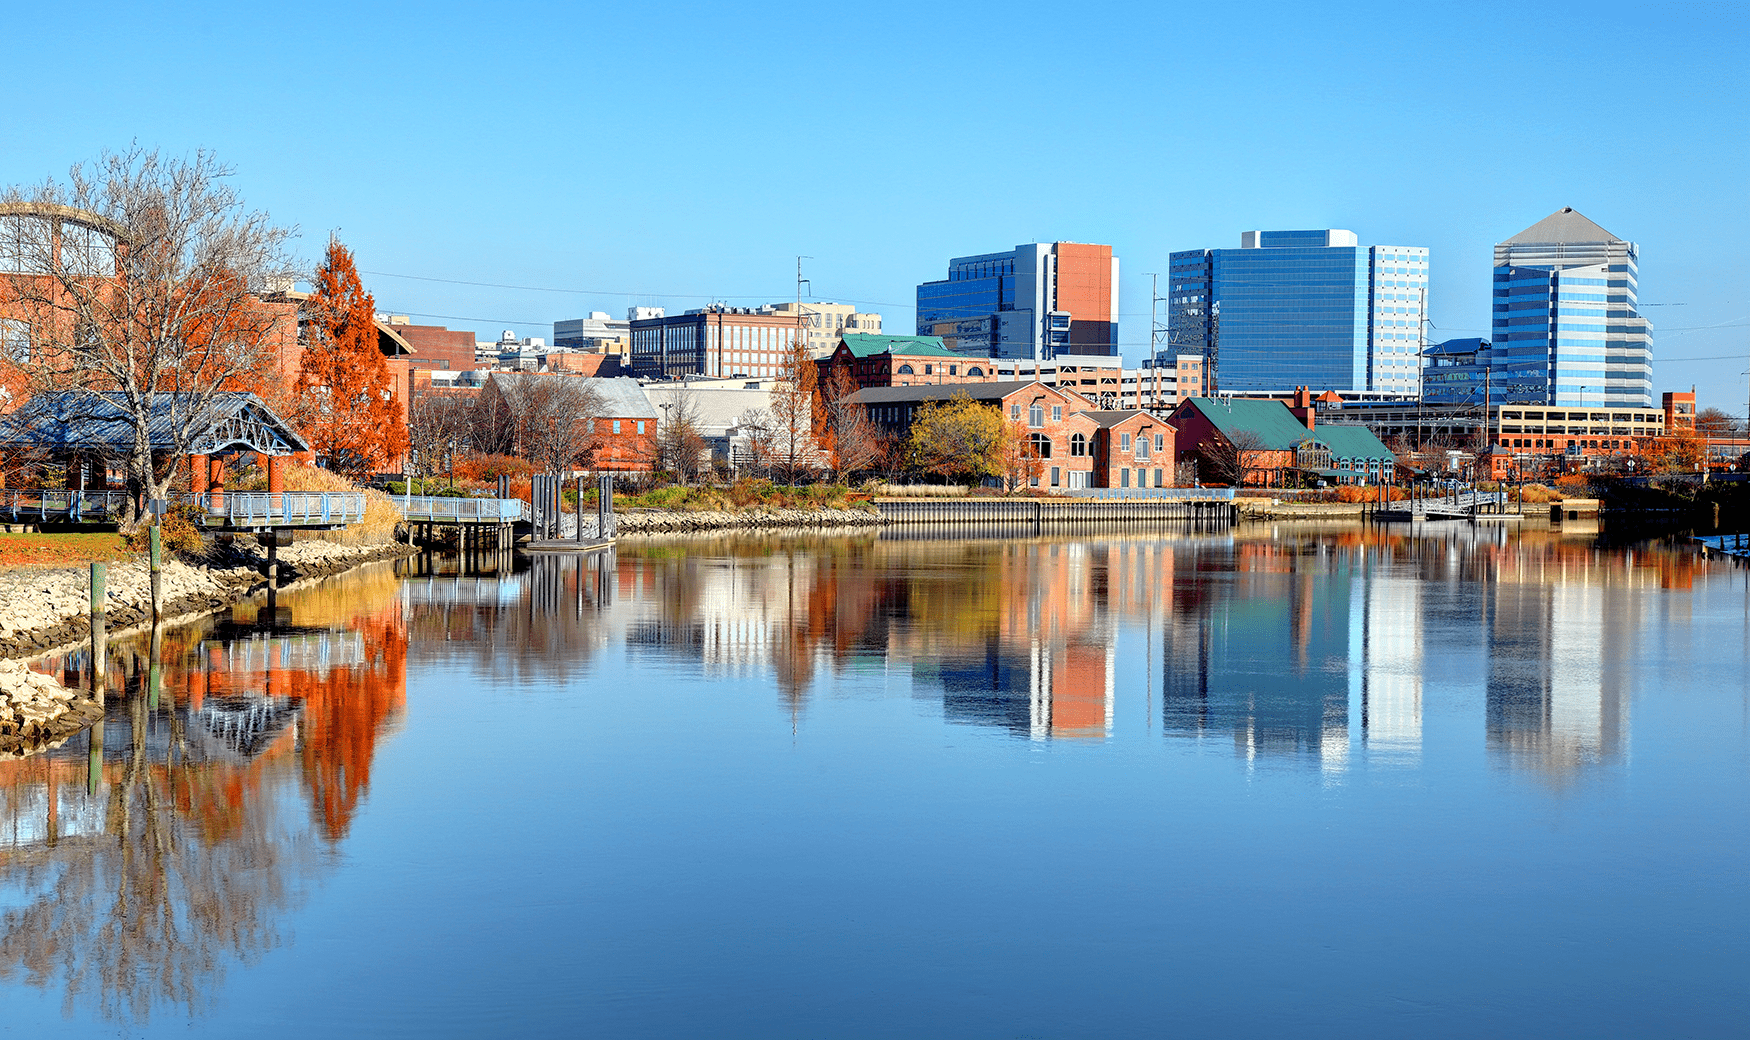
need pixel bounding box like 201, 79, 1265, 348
0, 532, 135, 571
235, 462, 403, 544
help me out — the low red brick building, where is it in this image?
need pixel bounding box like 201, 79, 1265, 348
1168, 388, 1396, 487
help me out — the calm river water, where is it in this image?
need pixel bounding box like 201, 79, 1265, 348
0, 523, 1746, 1038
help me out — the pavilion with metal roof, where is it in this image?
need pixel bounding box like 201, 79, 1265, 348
0, 391, 363, 530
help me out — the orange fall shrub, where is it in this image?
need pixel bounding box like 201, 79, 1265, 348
451, 454, 534, 483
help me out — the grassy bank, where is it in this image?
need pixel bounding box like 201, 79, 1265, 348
0, 532, 134, 571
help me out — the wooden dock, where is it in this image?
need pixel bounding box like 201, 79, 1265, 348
525, 538, 615, 554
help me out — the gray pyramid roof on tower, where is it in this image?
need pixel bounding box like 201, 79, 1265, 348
1503, 207, 1621, 245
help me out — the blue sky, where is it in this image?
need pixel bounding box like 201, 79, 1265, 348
4, 1, 1746, 407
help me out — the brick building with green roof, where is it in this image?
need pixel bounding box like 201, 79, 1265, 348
822, 333, 1003, 392
1167, 388, 1397, 487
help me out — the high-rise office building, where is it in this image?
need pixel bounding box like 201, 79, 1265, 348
1489, 208, 1653, 408
915, 242, 1118, 360
1167, 230, 1427, 395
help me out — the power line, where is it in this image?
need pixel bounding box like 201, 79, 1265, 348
362, 268, 913, 311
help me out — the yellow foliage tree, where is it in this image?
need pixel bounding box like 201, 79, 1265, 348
906, 394, 1006, 485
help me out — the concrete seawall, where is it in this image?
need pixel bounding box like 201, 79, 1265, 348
875, 497, 1237, 525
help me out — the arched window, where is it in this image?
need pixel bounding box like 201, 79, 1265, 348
1136, 436, 1150, 459
896, 364, 913, 374
968, 366, 984, 377
1028, 403, 1044, 428
1070, 433, 1087, 457
1030, 433, 1051, 459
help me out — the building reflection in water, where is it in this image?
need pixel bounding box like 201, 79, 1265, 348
592, 524, 1698, 777
1484, 540, 1645, 779
0, 564, 408, 1024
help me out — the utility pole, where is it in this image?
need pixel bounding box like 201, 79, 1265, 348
794, 255, 813, 372
1148, 273, 1168, 412
1484, 366, 1492, 452
1415, 285, 1430, 452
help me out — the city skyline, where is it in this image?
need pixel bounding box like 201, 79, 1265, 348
0, 3, 1742, 409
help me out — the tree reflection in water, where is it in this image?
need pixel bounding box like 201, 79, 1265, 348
0, 565, 407, 1024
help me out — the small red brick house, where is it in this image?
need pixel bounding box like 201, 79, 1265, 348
581, 376, 658, 471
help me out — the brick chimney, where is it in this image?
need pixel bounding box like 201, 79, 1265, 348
1289, 386, 1315, 431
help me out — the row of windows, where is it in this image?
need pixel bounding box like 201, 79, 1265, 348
0, 217, 119, 277
1117, 432, 1166, 456
1503, 438, 1628, 450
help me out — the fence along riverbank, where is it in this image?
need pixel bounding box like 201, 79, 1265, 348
874, 490, 1236, 526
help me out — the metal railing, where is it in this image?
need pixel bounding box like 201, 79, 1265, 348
0, 490, 134, 523
1388, 490, 1511, 517
184, 491, 369, 526
397, 493, 525, 523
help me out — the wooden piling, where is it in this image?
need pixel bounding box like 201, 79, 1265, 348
89, 562, 106, 702
148, 523, 162, 622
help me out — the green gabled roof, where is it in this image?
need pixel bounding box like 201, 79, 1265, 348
837, 333, 962, 359
1181, 398, 1394, 460
1315, 423, 1395, 462
1183, 397, 1321, 450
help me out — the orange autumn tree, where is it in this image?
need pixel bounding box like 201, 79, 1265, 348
298, 238, 406, 476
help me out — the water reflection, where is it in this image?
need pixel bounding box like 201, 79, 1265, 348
0, 523, 1723, 1032
0, 566, 407, 1024
575, 525, 1700, 781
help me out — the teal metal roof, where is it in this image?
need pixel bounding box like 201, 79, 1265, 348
1182, 397, 1320, 449
1181, 398, 1394, 461
837, 333, 961, 359
1317, 423, 1396, 462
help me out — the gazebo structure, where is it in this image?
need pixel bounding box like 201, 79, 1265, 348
0, 391, 364, 532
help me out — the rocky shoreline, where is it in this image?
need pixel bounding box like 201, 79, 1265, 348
615, 507, 884, 532
0, 537, 416, 757
0, 659, 105, 759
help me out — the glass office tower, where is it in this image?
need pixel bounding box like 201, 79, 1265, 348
916, 243, 1118, 359
1489, 208, 1653, 408
1166, 230, 1427, 394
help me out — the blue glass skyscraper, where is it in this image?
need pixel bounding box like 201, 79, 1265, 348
1166, 230, 1428, 394
1489, 208, 1653, 408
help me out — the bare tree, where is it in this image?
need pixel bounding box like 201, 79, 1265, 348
733, 406, 775, 478
470, 373, 604, 473
763, 339, 828, 483
822, 366, 879, 478
645, 385, 708, 484
761, 389, 826, 483
1198, 429, 1267, 486
1, 147, 296, 520
517, 377, 604, 475
467, 378, 518, 457
1696, 407, 1737, 437
406, 384, 472, 478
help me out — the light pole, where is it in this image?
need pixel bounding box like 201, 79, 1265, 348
658, 402, 673, 482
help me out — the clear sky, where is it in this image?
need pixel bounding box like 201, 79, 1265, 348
3, 1, 1745, 407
